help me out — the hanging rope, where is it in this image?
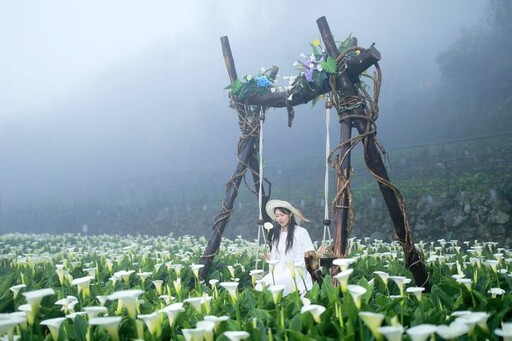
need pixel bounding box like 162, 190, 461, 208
254, 108, 266, 270
322, 94, 332, 246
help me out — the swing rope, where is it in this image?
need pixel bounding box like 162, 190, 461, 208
254, 108, 266, 270
322, 94, 333, 246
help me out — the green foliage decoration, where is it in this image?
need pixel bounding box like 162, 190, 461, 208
320, 56, 337, 75
226, 36, 358, 105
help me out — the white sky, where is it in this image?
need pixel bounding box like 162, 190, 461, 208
0, 1, 484, 117
0, 0, 487, 206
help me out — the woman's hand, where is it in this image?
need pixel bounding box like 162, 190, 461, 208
262, 252, 270, 261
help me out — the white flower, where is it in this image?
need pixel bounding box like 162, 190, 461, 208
83, 267, 97, 278
159, 295, 174, 305
485, 259, 499, 272
456, 278, 473, 291
113, 270, 135, 284
40, 317, 66, 341
160, 303, 185, 327
301, 297, 311, 306
388, 276, 411, 296
268, 285, 285, 305
436, 322, 469, 340
203, 315, 229, 332
377, 325, 404, 341
88, 316, 123, 341
453, 311, 490, 334
406, 324, 437, 341
174, 278, 182, 295
9, 284, 26, 299
488, 287, 506, 298
300, 304, 326, 323
227, 265, 237, 279
107, 289, 144, 319
55, 265, 69, 285
263, 222, 273, 231
170, 264, 184, 277
22, 288, 56, 320
373, 271, 389, 286
359, 311, 385, 339
347, 285, 367, 309
220, 282, 239, 302
137, 271, 152, 283
54, 296, 79, 314
196, 320, 215, 341
152, 280, 164, 295
0, 316, 27, 340
190, 264, 205, 279
138, 311, 162, 337
109, 275, 121, 286
71, 275, 94, 297
223, 331, 250, 341
184, 295, 212, 315
83, 306, 108, 319
18, 304, 35, 325
495, 322, 512, 341
406, 287, 425, 302
249, 270, 264, 287
335, 268, 353, 293
267, 259, 279, 268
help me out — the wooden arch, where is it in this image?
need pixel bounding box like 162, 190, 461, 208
198, 16, 430, 290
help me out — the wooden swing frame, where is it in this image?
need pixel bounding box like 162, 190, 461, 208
198, 16, 430, 290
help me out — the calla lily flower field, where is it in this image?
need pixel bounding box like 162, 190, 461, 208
0, 233, 511, 340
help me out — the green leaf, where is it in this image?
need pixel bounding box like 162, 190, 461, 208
453, 291, 465, 310
320, 275, 338, 305
320, 56, 337, 74
73, 315, 89, 341
473, 289, 489, 306
357, 277, 373, 305
288, 314, 303, 333
338, 33, 354, 52
230, 79, 244, 96
0, 273, 15, 312
309, 43, 321, 58
288, 329, 316, 341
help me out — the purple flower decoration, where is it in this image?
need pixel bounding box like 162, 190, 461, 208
304, 58, 315, 82
255, 76, 271, 87
305, 68, 314, 82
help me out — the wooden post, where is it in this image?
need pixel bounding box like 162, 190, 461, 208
199, 36, 270, 280
317, 18, 354, 258
199, 134, 258, 279
317, 16, 430, 290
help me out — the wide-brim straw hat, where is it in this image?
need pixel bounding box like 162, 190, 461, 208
265, 199, 310, 224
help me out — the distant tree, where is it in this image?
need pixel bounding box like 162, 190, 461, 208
436, 0, 512, 106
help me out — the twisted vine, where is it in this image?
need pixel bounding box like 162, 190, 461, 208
327, 45, 415, 257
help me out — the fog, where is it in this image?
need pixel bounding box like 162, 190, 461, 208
0, 1, 487, 227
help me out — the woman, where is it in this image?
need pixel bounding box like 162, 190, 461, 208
255, 199, 316, 296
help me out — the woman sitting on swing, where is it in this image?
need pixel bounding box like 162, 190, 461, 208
256, 199, 324, 296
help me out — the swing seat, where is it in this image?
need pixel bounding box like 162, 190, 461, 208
304, 251, 335, 285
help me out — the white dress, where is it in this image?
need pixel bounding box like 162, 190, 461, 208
256, 226, 315, 296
